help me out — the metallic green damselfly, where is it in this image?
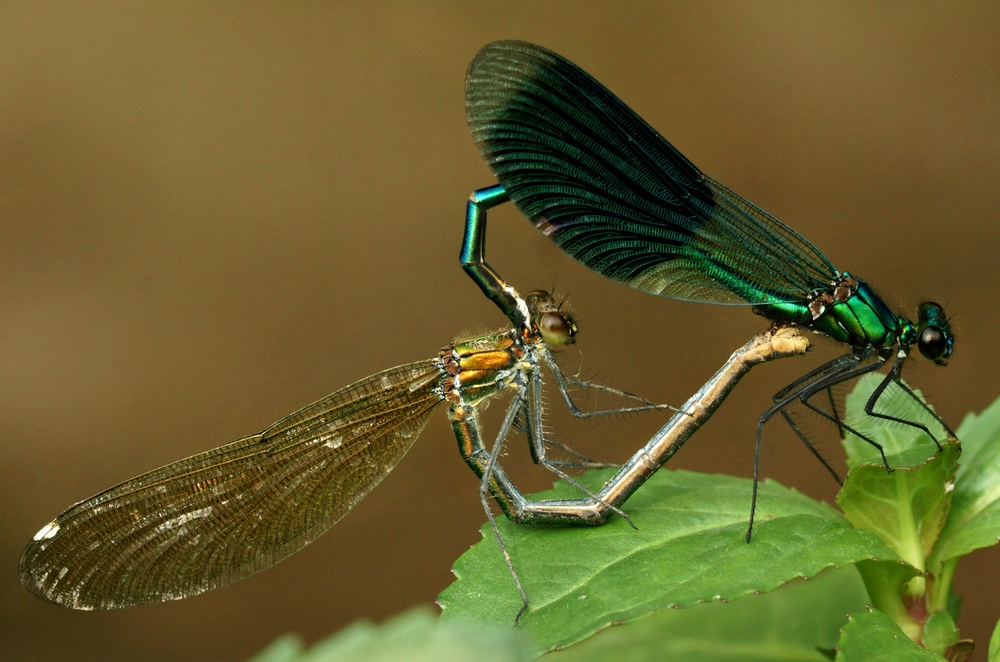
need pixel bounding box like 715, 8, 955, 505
461, 41, 955, 540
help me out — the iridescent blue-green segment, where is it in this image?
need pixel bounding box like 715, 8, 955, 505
753, 276, 899, 347
465, 40, 838, 307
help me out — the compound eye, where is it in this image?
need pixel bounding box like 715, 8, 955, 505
538, 312, 576, 346
918, 326, 947, 361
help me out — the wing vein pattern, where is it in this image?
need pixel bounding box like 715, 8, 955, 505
19, 360, 444, 609
466, 40, 837, 305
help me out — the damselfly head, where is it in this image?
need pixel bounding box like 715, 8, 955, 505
916, 301, 954, 365
525, 289, 577, 346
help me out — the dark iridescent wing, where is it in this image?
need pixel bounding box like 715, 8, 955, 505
19, 361, 443, 609
466, 41, 837, 305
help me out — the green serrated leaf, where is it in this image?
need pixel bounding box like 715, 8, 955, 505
247, 607, 533, 662
439, 469, 902, 653
835, 609, 946, 661
921, 610, 960, 655
955, 393, 1000, 468
837, 442, 959, 570
929, 393, 1000, 569
841, 375, 944, 471
853, 560, 922, 642
249, 635, 305, 662
547, 566, 868, 662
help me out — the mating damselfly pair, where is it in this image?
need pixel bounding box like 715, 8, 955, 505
20, 40, 955, 622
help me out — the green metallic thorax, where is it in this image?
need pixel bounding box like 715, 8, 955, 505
755, 278, 899, 349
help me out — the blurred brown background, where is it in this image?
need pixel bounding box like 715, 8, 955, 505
2, 2, 999, 660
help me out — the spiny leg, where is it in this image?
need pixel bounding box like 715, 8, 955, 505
450, 398, 618, 624
779, 408, 843, 485
544, 349, 682, 418
894, 379, 956, 439
510, 416, 617, 468
795, 357, 893, 471
452, 400, 619, 524
751, 354, 862, 539
750, 354, 884, 541
541, 439, 619, 469
479, 389, 531, 624
773, 353, 861, 401
559, 377, 680, 417
863, 356, 951, 448
511, 397, 606, 467
770, 353, 862, 486
827, 386, 842, 430
509, 349, 676, 471
524, 368, 635, 529
752, 406, 785, 543
775, 351, 940, 480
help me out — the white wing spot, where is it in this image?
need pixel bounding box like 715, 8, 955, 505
58, 567, 69, 580
534, 217, 557, 236
408, 370, 438, 391
155, 507, 213, 533
33, 521, 60, 541
324, 435, 343, 450
380, 376, 393, 389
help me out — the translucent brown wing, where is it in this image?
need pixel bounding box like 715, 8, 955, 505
19, 360, 444, 609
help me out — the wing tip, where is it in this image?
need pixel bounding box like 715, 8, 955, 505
467, 40, 556, 85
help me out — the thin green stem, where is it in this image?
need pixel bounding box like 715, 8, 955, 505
927, 556, 958, 614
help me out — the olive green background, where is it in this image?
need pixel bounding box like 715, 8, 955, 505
3, 3, 998, 661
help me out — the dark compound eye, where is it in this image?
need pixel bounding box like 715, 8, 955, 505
918, 326, 948, 361
538, 312, 576, 345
